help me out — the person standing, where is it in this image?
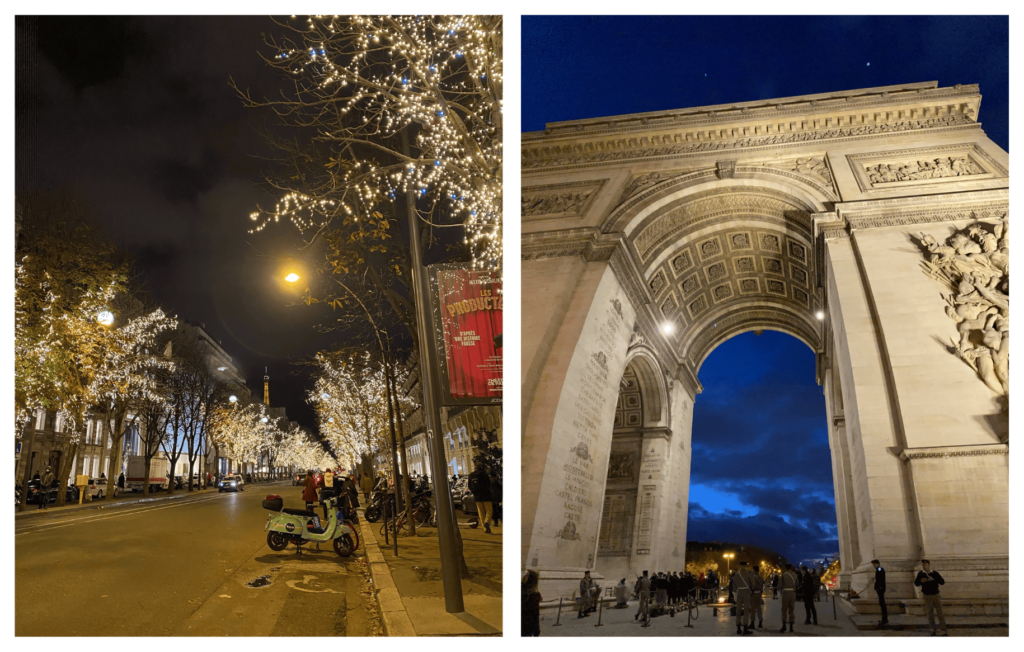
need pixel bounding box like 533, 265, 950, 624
871, 559, 889, 626
578, 570, 596, 618
468, 465, 493, 534
614, 578, 628, 608
360, 472, 372, 502
489, 469, 502, 527
750, 565, 765, 628
323, 468, 334, 496
732, 561, 754, 635
38, 466, 55, 510
302, 470, 318, 511
800, 566, 818, 625
779, 564, 798, 633
915, 560, 948, 636
522, 570, 542, 636
635, 570, 652, 626
772, 572, 780, 599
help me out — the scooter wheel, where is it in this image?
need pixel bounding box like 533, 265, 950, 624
333, 534, 354, 557
364, 505, 381, 523
267, 531, 289, 551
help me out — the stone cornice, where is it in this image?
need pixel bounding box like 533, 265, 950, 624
898, 443, 1008, 462
838, 189, 1009, 231
640, 426, 673, 441
523, 116, 980, 173
526, 82, 976, 140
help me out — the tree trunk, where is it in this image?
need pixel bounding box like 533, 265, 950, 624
142, 456, 151, 498
54, 440, 78, 507
18, 427, 38, 512
104, 409, 128, 501
388, 362, 415, 536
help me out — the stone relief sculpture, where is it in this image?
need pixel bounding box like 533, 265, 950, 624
919, 216, 1008, 395
569, 441, 595, 463
520, 189, 594, 217
555, 521, 581, 541
867, 156, 983, 185
628, 323, 646, 350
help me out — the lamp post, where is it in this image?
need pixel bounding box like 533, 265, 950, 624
723, 552, 735, 577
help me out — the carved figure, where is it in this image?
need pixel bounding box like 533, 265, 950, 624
919, 216, 1009, 396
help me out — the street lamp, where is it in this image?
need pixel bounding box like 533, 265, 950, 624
229, 395, 238, 403
97, 310, 114, 326
284, 272, 300, 283
723, 552, 735, 577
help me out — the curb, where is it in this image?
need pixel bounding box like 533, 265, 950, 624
356, 511, 417, 637
14, 481, 290, 520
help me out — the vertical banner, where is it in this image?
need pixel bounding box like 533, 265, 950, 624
428, 264, 503, 405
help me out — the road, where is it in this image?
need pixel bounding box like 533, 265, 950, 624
15, 481, 376, 636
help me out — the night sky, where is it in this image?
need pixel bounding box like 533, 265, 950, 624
16, 17, 345, 431
523, 15, 1008, 566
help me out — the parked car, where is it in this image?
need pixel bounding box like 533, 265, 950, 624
218, 474, 244, 492
86, 478, 119, 500
293, 473, 304, 486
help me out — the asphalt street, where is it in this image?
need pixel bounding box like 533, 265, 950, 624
15, 481, 375, 636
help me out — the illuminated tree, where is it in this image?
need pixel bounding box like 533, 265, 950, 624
238, 15, 503, 271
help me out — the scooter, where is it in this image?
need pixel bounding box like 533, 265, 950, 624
262, 494, 357, 557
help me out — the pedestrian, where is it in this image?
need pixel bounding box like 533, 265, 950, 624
732, 561, 754, 635
360, 472, 372, 503
32, 470, 41, 482
578, 570, 596, 618
323, 468, 334, 497
522, 570, 542, 636
915, 559, 948, 636
302, 470, 318, 510
750, 565, 765, 628
871, 559, 889, 626
342, 474, 359, 516
38, 466, 55, 510
634, 570, 651, 626
779, 563, 798, 633
488, 469, 502, 527
772, 572, 780, 599
800, 566, 818, 625
615, 578, 628, 608
468, 464, 493, 533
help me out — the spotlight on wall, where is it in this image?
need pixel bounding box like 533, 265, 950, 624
661, 321, 675, 335
815, 310, 825, 320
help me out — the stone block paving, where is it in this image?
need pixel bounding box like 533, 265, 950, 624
358, 509, 502, 636
541, 595, 1007, 637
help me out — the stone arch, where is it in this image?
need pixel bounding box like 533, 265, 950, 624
622, 346, 670, 428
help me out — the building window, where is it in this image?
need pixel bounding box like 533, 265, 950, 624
35, 410, 45, 431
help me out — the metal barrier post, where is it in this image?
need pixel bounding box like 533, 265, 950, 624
595, 593, 604, 627
554, 597, 563, 626
833, 591, 837, 620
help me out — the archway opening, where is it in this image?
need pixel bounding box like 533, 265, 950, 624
687, 330, 836, 570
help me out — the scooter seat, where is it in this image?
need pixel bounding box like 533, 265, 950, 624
282, 507, 316, 517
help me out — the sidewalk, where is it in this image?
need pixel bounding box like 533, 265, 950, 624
358, 509, 502, 636
14, 480, 289, 519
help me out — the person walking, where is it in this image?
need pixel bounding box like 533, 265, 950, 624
302, 470, 318, 511
360, 472, 372, 503
468, 465, 493, 533
489, 470, 502, 527
871, 559, 889, 626
779, 564, 798, 633
731, 561, 754, 635
800, 566, 818, 625
522, 570, 542, 636
578, 570, 596, 618
915, 560, 948, 636
772, 572, 780, 599
750, 565, 765, 628
38, 466, 55, 510
634, 570, 652, 626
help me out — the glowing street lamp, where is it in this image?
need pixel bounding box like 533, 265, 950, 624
285, 272, 301, 283
723, 552, 735, 577
97, 310, 114, 326
661, 321, 675, 336
815, 310, 825, 320
229, 395, 238, 403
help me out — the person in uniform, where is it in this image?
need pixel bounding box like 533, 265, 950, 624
750, 565, 765, 628
871, 559, 889, 626
732, 561, 754, 635
634, 570, 651, 626
915, 560, 948, 636
779, 563, 798, 633
578, 570, 595, 618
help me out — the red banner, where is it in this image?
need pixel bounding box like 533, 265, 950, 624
431, 266, 502, 403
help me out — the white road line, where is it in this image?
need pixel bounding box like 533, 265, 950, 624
15, 494, 225, 535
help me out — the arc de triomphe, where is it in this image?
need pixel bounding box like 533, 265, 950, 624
521, 82, 1008, 613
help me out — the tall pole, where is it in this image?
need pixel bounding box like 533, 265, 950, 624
403, 130, 465, 613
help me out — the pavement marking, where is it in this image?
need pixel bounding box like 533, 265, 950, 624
15, 494, 224, 536
286, 574, 339, 594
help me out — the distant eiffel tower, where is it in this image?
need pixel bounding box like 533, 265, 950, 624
264, 367, 269, 405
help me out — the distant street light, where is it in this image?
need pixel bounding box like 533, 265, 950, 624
261, 417, 269, 423
285, 272, 300, 283
723, 552, 735, 576
229, 395, 238, 403
97, 310, 114, 326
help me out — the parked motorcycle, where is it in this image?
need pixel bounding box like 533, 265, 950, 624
363, 485, 388, 523
262, 493, 357, 557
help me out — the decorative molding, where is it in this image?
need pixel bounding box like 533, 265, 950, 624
523, 115, 978, 172
716, 160, 736, 179
846, 143, 1006, 193
899, 444, 1008, 462
521, 180, 607, 220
